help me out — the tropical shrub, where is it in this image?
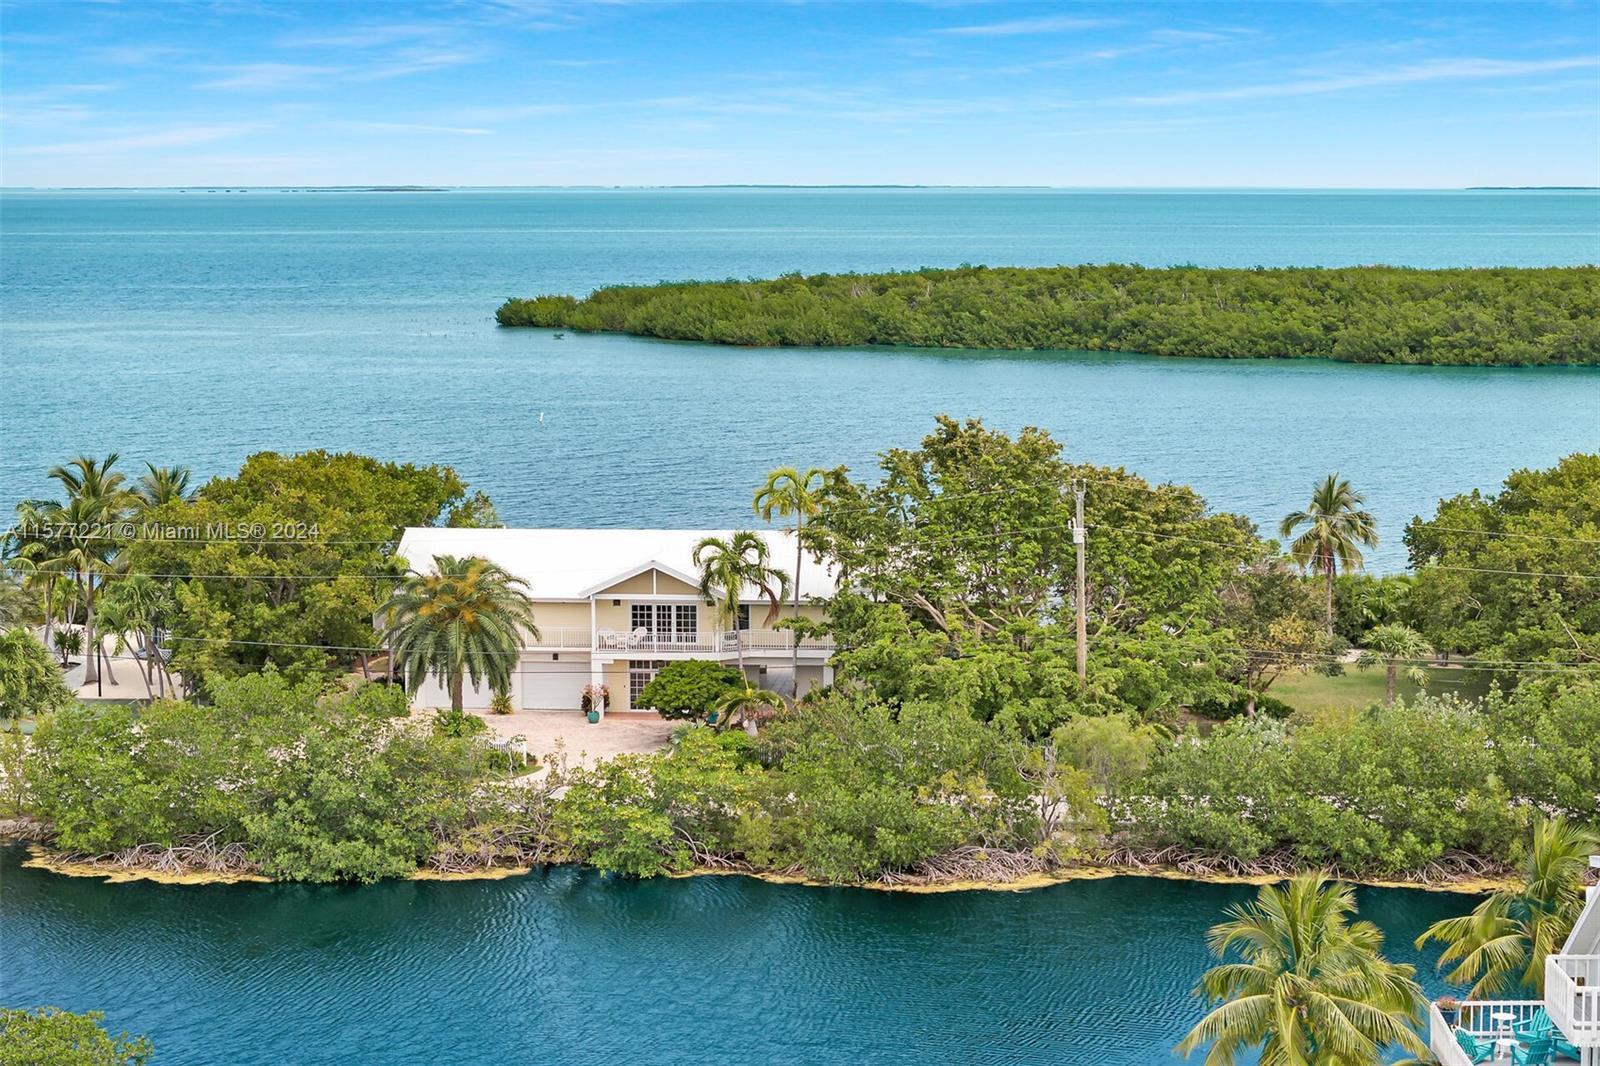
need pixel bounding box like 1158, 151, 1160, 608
0, 1007, 152, 1065
24, 672, 507, 882
634, 660, 743, 719
0, 627, 74, 722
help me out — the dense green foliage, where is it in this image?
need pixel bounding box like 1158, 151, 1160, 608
21, 672, 514, 883
1115, 681, 1600, 875
635, 659, 745, 719
0, 627, 74, 722
124, 451, 485, 690
807, 416, 1279, 733
0, 1007, 152, 1065
497, 264, 1600, 366
1406, 453, 1600, 673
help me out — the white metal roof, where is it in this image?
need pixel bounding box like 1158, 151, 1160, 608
393, 527, 839, 602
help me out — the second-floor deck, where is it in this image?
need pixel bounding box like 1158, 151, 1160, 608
523, 625, 834, 656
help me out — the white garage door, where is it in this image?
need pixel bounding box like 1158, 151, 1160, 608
519, 662, 585, 712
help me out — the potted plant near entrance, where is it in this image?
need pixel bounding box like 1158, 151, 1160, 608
581, 683, 610, 723
1436, 996, 1460, 1026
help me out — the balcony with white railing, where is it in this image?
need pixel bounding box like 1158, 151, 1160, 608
1430, 999, 1548, 1066
1548, 954, 1600, 1049
519, 626, 834, 656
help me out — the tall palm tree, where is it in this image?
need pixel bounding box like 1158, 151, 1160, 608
1417, 816, 1600, 997
44, 456, 134, 686
1279, 475, 1378, 636
753, 466, 830, 692
692, 531, 790, 678
711, 683, 787, 736
136, 463, 196, 509
383, 554, 539, 712
99, 574, 173, 699
1177, 873, 1427, 1065
1357, 623, 1432, 704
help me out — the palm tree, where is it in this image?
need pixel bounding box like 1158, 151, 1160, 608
1279, 475, 1379, 636
711, 683, 787, 736
1177, 873, 1427, 1065
753, 466, 830, 695
383, 554, 539, 712
99, 575, 173, 699
1417, 816, 1600, 997
136, 463, 196, 509
1357, 623, 1432, 704
44, 456, 134, 686
692, 532, 790, 678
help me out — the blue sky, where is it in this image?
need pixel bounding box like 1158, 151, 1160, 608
2, 0, 1597, 187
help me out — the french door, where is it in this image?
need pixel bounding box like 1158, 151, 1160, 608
629, 604, 697, 644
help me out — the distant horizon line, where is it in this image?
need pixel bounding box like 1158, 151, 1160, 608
3, 183, 1597, 193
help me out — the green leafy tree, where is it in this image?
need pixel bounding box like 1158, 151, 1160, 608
384, 554, 539, 712
1177, 873, 1427, 1065
1219, 553, 1333, 713
754, 465, 832, 685
1357, 624, 1432, 705
1278, 475, 1379, 636
1405, 454, 1600, 674
635, 659, 743, 720
810, 417, 1256, 729
0, 1007, 152, 1065
691, 531, 790, 675
1417, 815, 1600, 997
0, 628, 74, 724
128, 451, 479, 689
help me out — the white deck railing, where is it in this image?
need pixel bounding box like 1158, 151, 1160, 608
1430, 1003, 1476, 1066
1429, 999, 1547, 1065
1548, 954, 1600, 1048
519, 627, 833, 654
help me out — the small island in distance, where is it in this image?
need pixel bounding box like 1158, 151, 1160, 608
497, 263, 1600, 367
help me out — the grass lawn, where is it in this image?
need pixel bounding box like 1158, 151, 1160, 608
1272, 666, 1490, 713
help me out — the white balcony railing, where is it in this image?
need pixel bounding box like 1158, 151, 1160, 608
1548, 954, 1600, 1048
518, 627, 833, 655
1429, 999, 1547, 1065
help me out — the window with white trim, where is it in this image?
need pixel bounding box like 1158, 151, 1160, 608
629, 603, 697, 643
629, 660, 664, 706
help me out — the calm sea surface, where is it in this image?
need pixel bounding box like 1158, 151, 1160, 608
0, 190, 1579, 1062
3, 188, 1598, 569
0, 848, 1470, 1065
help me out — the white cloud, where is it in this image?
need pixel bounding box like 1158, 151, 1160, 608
934, 15, 1119, 38
1128, 55, 1600, 106
19, 124, 260, 155
198, 63, 338, 91
328, 120, 494, 136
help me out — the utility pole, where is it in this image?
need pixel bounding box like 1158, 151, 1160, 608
1072, 479, 1087, 686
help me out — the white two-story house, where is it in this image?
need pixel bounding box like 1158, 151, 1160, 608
1430, 856, 1600, 1065
392, 527, 838, 714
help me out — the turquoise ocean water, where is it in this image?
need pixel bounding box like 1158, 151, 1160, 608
3, 188, 1597, 569
0, 188, 1594, 1064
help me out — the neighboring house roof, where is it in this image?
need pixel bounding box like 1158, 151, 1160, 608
394, 528, 839, 602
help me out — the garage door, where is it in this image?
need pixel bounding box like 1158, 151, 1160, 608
519, 662, 586, 712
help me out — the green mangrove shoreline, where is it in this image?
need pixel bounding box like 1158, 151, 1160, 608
496, 263, 1600, 366
8, 840, 1507, 896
